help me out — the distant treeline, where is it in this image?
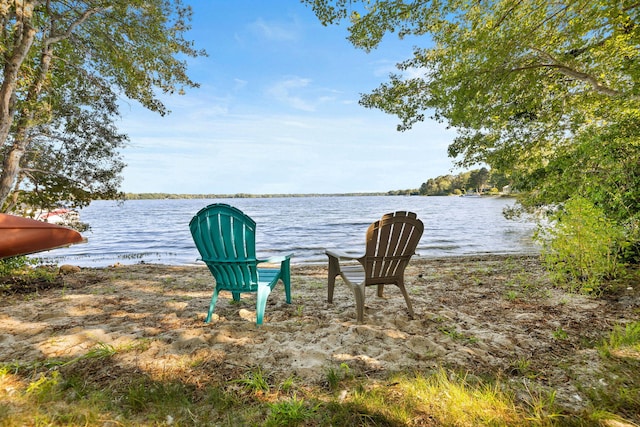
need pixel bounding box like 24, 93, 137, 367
123, 168, 508, 200
123, 192, 388, 200
376, 168, 510, 197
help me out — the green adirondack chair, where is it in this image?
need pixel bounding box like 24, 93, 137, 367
189, 203, 292, 325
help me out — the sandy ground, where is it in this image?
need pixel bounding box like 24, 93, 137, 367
0, 254, 638, 415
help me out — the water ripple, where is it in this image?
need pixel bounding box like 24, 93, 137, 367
35, 195, 538, 267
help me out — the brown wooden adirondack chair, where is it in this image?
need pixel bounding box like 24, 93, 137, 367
326, 211, 424, 323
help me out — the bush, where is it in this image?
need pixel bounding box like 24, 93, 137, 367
0, 256, 58, 286
535, 196, 627, 294
0, 256, 36, 276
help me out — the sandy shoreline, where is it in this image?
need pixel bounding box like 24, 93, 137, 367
1, 254, 638, 415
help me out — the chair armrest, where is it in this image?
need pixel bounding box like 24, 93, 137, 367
258, 254, 293, 265
325, 250, 361, 261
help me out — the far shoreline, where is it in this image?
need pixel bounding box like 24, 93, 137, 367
119, 192, 516, 201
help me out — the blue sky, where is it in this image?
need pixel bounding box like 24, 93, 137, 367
118, 1, 458, 194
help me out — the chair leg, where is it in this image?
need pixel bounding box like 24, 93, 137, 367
353, 284, 366, 323
397, 284, 415, 319
283, 277, 292, 304
256, 284, 271, 325
281, 261, 292, 304
232, 292, 241, 301
327, 256, 340, 303
376, 284, 385, 297
206, 288, 220, 323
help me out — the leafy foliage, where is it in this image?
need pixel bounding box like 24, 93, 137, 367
8, 72, 127, 212
0, 256, 36, 277
304, 0, 640, 270
0, 0, 205, 212
535, 196, 626, 294
0, 255, 59, 293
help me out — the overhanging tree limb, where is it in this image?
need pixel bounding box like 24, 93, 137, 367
521, 47, 639, 100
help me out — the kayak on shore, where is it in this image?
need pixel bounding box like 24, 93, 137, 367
0, 213, 86, 259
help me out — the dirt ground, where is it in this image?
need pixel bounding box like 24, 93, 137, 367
1, 254, 638, 416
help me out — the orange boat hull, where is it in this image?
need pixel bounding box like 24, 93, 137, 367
0, 214, 85, 258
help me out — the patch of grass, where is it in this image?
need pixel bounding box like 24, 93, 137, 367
233, 366, 270, 394
206, 384, 241, 410
552, 327, 569, 340
568, 321, 640, 421
123, 337, 154, 353
122, 378, 193, 419
0, 256, 61, 295
508, 357, 541, 380
395, 368, 534, 425
69, 343, 117, 365
26, 370, 62, 403
578, 359, 640, 422
306, 279, 326, 290
2, 342, 118, 373
265, 394, 317, 426
325, 362, 352, 391
504, 269, 550, 299
505, 290, 519, 301
438, 325, 479, 344
2, 360, 637, 426
279, 375, 296, 394
521, 386, 564, 425
600, 321, 640, 357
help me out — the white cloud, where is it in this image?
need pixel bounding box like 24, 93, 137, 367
233, 78, 248, 90
265, 77, 316, 111
248, 18, 298, 41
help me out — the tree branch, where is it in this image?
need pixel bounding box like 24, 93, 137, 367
511, 47, 640, 100
493, 0, 526, 29
45, 6, 112, 46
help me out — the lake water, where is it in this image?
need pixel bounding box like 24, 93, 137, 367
35, 196, 539, 267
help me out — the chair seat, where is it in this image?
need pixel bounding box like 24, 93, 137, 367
256, 268, 282, 285
337, 265, 366, 285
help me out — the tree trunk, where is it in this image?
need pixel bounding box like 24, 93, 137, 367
0, 141, 28, 210
0, 30, 54, 210
0, 10, 37, 210
0, 20, 36, 148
